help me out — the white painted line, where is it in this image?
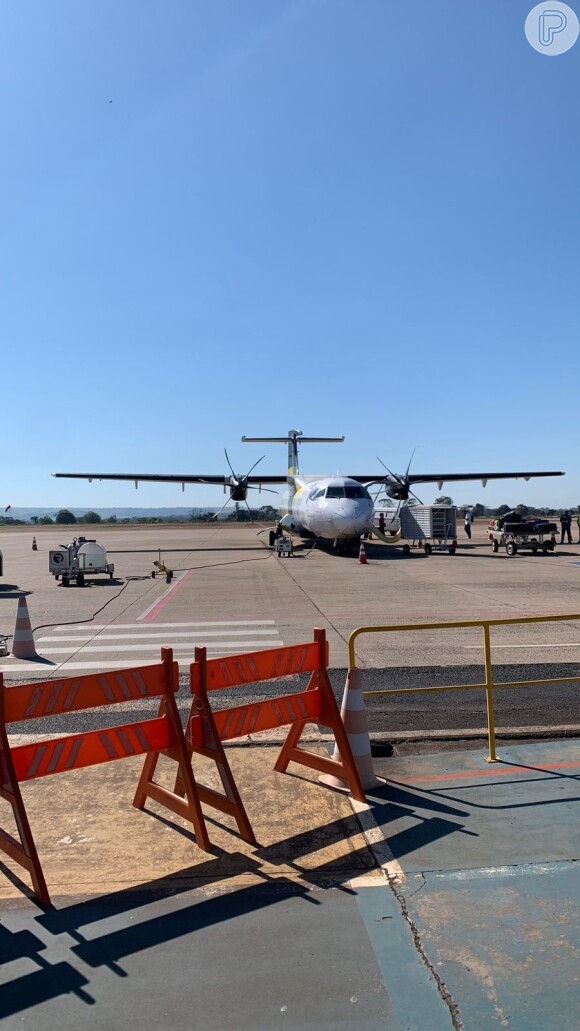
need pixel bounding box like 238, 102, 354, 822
38, 630, 280, 643
464, 643, 580, 649
45, 621, 277, 632
0, 646, 286, 673
350, 797, 405, 885
35, 640, 284, 654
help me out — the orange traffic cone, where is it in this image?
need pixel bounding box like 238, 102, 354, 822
11, 595, 38, 660
320, 668, 383, 791
32, 537, 38, 551
358, 539, 367, 564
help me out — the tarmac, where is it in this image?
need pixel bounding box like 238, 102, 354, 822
0, 738, 578, 1030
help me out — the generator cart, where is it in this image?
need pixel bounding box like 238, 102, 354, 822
400, 505, 458, 555
488, 519, 557, 557
49, 537, 115, 586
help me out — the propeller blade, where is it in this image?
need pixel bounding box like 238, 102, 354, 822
376, 456, 404, 484
245, 454, 265, 479
211, 497, 233, 521
247, 485, 279, 495
404, 448, 416, 480
243, 497, 254, 523
224, 448, 237, 479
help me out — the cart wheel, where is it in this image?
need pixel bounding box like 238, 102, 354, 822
448, 547, 456, 555
532, 548, 537, 554
77, 572, 85, 587
62, 575, 69, 587
491, 540, 499, 553
542, 543, 551, 554
424, 542, 432, 556
402, 544, 411, 555
506, 542, 517, 556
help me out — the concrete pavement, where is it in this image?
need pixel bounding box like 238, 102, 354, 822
1, 739, 578, 1029
2, 522, 580, 677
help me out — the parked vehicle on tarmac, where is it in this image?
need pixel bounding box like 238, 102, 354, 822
487, 516, 557, 557
49, 537, 114, 586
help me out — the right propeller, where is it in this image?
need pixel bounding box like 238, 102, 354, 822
375, 451, 423, 517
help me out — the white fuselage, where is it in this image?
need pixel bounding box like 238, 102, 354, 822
279, 476, 374, 541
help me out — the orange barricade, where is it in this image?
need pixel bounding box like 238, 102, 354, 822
0, 649, 210, 905
175, 628, 366, 818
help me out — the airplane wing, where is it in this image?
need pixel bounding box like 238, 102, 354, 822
52, 473, 287, 485
351, 471, 565, 487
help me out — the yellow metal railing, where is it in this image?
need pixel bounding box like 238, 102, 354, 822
349, 613, 580, 763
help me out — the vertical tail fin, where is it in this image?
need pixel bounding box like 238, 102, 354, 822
242, 431, 345, 477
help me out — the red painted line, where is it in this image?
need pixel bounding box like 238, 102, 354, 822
142, 570, 195, 623
389, 760, 580, 785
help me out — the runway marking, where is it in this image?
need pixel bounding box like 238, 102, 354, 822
6, 619, 284, 673
42, 621, 277, 632
36, 641, 284, 654
388, 760, 580, 785
137, 570, 195, 622
38, 630, 280, 643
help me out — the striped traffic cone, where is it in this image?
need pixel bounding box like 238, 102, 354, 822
358, 539, 368, 564
11, 595, 38, 660
320, 668, 383, 791
32, 537, 38, 551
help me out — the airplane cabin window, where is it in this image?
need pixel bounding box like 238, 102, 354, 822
325, 486, 346, 498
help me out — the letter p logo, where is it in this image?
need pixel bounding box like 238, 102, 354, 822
539, 9, 567, 44
526, 2, 579, 54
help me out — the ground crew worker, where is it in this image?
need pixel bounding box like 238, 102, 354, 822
378, 512, 386, 535
464, 509, 473, 539
560, 510, 572, 544
577, 512, 580, 543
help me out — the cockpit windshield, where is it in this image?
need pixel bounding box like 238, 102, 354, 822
324, 484, 371, 500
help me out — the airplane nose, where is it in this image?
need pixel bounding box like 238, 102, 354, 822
330, 500, 372, 538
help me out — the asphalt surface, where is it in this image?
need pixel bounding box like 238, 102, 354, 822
2, 523, 580, 742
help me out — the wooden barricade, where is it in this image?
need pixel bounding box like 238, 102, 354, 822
0, 649, 210, 906
174, 628, 366, 824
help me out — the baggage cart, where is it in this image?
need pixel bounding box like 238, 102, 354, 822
400, 505, 458, 556
488, 519, 557, 557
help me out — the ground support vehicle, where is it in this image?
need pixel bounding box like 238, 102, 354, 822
400, 505, 458, 556
49, 537, 115, 586
488, 520, 557, 557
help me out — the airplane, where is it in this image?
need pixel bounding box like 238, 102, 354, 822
53, 430, 565, 555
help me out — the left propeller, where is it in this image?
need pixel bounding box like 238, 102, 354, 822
211, 450, 278, 522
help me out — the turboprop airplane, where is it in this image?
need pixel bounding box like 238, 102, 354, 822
53, 430, 565, 554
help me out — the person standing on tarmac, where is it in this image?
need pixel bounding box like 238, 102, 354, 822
464, 508, 474, 539
378, 511, 386, 536
560, 510, 572, 544
577, 511, 580, 543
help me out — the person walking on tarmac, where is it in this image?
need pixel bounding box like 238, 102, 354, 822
577, 511, 580, 543
560, 510, 573, 544
464, 508, 474, 539
378, 511, 386, 536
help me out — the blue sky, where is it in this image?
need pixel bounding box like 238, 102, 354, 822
2, 0, 579, 511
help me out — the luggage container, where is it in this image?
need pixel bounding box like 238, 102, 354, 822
400, 505, 458, 555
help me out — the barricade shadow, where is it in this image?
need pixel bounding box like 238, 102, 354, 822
0, 922, 93, 1019
407, 760, 580, 812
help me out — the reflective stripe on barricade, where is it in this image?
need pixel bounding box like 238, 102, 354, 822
177, 629, 366, 821
0, 649, 210, 906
